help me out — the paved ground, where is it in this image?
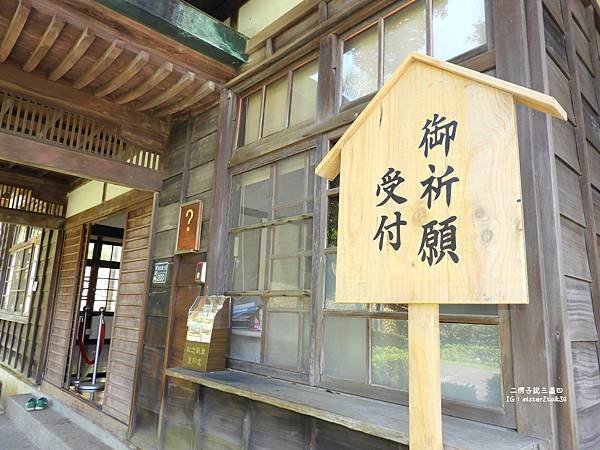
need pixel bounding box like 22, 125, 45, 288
0, 411, 37, 450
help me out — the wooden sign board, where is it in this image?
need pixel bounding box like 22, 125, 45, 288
175, 200, 203, 253
316, 53, 567, 450
316, 53, 567, 305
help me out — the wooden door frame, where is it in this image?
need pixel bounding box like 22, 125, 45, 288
43, 190, 153, 412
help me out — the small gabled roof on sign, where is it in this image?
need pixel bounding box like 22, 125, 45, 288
315, 52, 568, 180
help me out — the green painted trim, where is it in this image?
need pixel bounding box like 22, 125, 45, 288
94, 0, 247, 66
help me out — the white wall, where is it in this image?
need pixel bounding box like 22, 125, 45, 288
65, 182, 131, 218
237, 0, 303, 37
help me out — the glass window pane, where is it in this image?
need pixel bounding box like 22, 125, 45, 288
371, 319, 408, 389
275, 154, 306, 207
266, 311, 299, 368
87, 243, 95, 259
323, 316, 367, 381
324, 254, 367, 311
112, 246, 122, 262
441, 323, 501, 407
327, 196, 338, 247
440, 304, 497, 315
262, 76, 288, 137
231, 166, 271, 227
228, 229, 268, 292
384, 0, 426, 81
241, 91, 262, 146
290, 60, 319, 126
100, 244, 113, 261
433, 0, 487, 60
230, 296, 263, 363
273, 223, 303, 256
342, 25, 379, 103
271, 258, 300, 290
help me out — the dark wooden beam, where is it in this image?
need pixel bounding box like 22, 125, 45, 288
0, 167, 69, 203
0, 132, 163, 191
0, 58, 168, 152
0, 206, 64, 229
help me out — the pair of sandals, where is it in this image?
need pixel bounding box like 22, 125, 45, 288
24, 397, 48, 411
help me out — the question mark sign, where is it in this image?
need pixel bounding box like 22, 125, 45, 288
185, 208, 194, 232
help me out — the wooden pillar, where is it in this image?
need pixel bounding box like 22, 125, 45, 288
408, 304, 442, 450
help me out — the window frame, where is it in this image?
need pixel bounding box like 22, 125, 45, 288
336, 0, 493, 111
0, 227, 41, 318
225, 147, 317, 382
225, 0, 510, 428
235, 53, 320, 150
81, 237, 122, 312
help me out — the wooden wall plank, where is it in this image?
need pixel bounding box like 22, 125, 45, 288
44, 226, 85, 387
566, 277, 599, 341
103, 198, 152, 425
571, 342, 600, 411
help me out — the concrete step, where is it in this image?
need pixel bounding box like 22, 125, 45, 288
6, 394, 114, 450
0, 411, 37, 450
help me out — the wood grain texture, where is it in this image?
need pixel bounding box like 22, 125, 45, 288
48, 27, 95, 81
94, 50, 149, 98
565, 277, 599, 341
0, 1, 30, 63
166, 368, 544, 449
44, 225, 85, 387
103, 199, 152, 424
408, 304, 442, 449
135, 71, 195, 112
155, 81, 215, 117
330, 62, 529, 304
114, 61, 173, 105
72, 38, 123, 89
22, 15, 64, 72
571, 342, 600, 411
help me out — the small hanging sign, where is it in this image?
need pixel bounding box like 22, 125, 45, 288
175, 200, 203, 253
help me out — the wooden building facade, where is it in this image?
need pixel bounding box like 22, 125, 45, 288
0, 0, 598, 449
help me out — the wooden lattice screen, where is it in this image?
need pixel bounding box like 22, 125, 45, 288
0, 91, 161, 171
0, 183, 65, 217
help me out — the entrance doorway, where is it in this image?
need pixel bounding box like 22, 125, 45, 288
68, 213, 126, 406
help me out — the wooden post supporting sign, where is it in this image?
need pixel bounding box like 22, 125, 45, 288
315, 53, 567, 449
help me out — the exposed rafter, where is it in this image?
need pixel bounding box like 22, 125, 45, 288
48, 26, 96, 81
95, 50, 149, 98
22, 15, 65, 72
0, 1, 30, 63
0, 59, 168, 151
72, 38, 124, 89
136, 71, 195, 111
155, 81, 216, 117
115, 61, 173, 105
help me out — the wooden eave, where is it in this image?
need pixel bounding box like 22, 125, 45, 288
94, 0, 247, 68
315, 53, 568, 180
0, 0, 244, 155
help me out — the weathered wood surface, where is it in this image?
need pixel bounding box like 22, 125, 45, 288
44, 225, 85, 387
103, 198, 153, 424
0, 207, 64, 229
166, 368, 543, 450
0, 132, 162, 191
